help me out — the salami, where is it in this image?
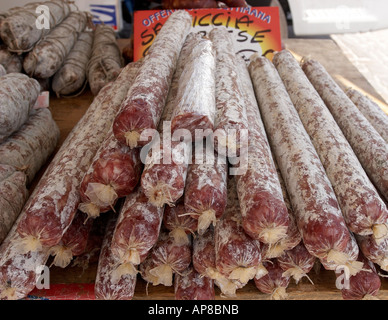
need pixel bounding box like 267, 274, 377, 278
0, 108, 60, 184
23, 11, 89, 79
109, 186, 164, 278
0, 0, 71, 53
95, 214, 137, 300
79, 130, 143, 220
346, 88, 388, 144
336, 252, 381, 300
192, 226, 244, 297
184, 143, 228, 234
15, 61, 142, 253
215, 176, 263, 286
48, 211, 93, 268
0, 215, 50, 300
0, 73, 41, 144
144, 231, 191, 287
0, 165, 28, 245
356, 234, 388, 272
208, 27, 248, 157
52, 31, 94, 98
277, 242, 316, 284
248, 54, 362, 275
163, 199, 198, 245
174, 267, 215, 300
171, 34, 216, 139
234, 55, 289, 244
140, 32, 198, 208
274, 50, 388, 242
301, 58, 388, 203
254, 259, 291, 300
0, 45, 23, 73
113, 10, 192, 149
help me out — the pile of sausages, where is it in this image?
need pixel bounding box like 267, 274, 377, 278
1, 9, 387, 301
0, 73, 59, 247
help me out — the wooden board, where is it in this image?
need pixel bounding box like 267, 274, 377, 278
28, 38, 388, 300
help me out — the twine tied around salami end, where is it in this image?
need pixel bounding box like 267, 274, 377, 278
259, 226, 288, 245
149, 264, 174, 287
78, 202, 102, 222
49, 245, 73, 268
363, 294, 380, 300
147, 182, 175, 208
206, 268, 238, 297
326, 249, 364, 276
14, 234, 43, 254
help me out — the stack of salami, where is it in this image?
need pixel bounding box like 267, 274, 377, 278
0, 8, 387, 301
0, 0, 123, 97
0, 73, 60, 248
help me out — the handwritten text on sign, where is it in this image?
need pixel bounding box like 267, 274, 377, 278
133, 7, 282, 62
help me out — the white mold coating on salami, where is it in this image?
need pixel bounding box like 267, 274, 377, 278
113, 10, 192, 148
248, 54, 360, 270
301, 58, 388, 203
0, 73, 41, 144
274, 50, 388, 239
95, 215, 137, 300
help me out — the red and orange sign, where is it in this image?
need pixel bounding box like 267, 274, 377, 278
133, 7, 282, 62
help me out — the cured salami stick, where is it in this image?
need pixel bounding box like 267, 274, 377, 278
254, 259, 291, 300
192, 226, 245, 297
0, 0, 71, 53
171, 35, 216, 138
208, 27, 248, 157
145, 232, 192, 287
277, 242, 316, 284
0, 165, 28, 245
0, 73, 41, 144
346, 88, 388, 144
109, 187, 164, 278
356, 234, 388, 272
184, 143, 228, 234
140, 32, 197, 208
163, 200, 198, 245
234, 55, 289, 244
0, 45, 23, 73
79, 130, 143, 220
48, 211, 93, 268
215, 176, 263, 286
261, 156, 301, 259
95, 214, 137, 300
301, 58, 388, 203
174, 267, 215, 300
0, 215, 50, 300
248, 54, 362, 275
336, 252, 381, 300
0, 108, 60, 184
15, 61, 142, 253
274, 50, 388, 242
113, 10, 192, 149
